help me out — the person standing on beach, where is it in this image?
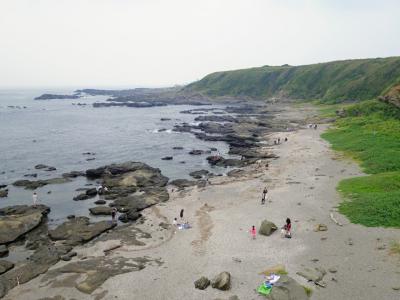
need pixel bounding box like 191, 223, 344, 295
32, 192, 38, 206
250, 225, 257, 239
261, 187, 268, 204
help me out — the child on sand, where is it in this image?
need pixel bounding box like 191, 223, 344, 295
250, 225, 257, 239
282, 218, 292, 238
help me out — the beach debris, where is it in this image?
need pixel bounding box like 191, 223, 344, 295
259, 220, 277, 236
347, 238, 354, 246
211, 271, 231, 290
194, 276, 210, 290
329, 212, 343, 226
314, 224, 328, 232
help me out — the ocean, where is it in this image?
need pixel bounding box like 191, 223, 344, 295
0, 89, 232, 225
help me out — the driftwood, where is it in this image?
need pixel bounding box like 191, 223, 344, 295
330, 213, 343, 226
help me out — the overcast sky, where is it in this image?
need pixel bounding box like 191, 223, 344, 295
1, 0, 399, 88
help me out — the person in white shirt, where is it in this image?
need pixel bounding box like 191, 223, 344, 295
32, 192, 38, 206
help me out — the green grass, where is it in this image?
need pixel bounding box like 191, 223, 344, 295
321, 100, 400, 227
186, 57, 400, 103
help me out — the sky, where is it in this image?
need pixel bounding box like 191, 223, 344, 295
1, 0, 399, 88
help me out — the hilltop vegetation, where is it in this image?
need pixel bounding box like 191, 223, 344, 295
322, 100, 400, 227
186, 57, 400, 103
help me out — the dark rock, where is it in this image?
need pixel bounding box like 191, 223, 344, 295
45, 167, 57, 172
189, 170, 210, 179
158, 128, 167, 132
194, 115, 237, 123
259, 220, 277, 236
194, 276, 210, 290
89, 206, 113, 215
85, 188, 98, 197
73, 193, 90, 201
0, 245, 8, 257
0, 185, 6, 189
189, 149, 205, 155
13, 177, 71, 190
0, 260, 14, 274
34, 164, 50, 170
62, 171, 85, 178
211, 271, 231, 290
160, 118, 171, 121
24, 173, 37, 178
210, 147, 218, 151
161, 156, 173, 160
0, 190, 8, 198
34, 94, 80, 100
67, 215, 75, 219
94, 200, 106, 205
172, 146, 184, 150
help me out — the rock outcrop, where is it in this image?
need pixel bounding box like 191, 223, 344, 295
0, 205, 50, 244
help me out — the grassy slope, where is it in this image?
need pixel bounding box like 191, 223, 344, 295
186, 57, 400, 103
321, 100, 400, 227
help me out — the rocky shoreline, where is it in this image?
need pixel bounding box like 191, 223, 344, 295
0, 101, 290, 298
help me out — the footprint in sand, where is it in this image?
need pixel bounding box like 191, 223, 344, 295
191, 204, 215, 256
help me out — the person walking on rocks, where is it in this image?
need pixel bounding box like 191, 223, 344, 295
111, 207, 117, 224
261, 187, 268, 205
250, 225, 257, 240
32, 192, 38, 206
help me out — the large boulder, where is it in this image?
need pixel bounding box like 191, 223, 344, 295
0, 205, 50, 244
211, 271, 231, 291
259, 220, 277, 236
194, 276, 210, 290
267, 275, 310, 300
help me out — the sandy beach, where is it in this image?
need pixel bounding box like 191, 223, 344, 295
4, 104, 400, 300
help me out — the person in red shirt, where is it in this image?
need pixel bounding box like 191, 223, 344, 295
283, 218, 292, 238
250, 225, 257, 239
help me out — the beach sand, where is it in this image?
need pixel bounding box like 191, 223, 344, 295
4, 104, 400, 300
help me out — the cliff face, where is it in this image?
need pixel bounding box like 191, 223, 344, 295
186, 57, 400, 103
379, 84, 400, 108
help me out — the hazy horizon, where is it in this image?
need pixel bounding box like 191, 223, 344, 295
1, 0, 400, 89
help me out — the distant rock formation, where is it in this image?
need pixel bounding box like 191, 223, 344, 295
34, 94, 81, 100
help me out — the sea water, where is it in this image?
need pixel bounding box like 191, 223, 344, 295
0, 89, 232, 225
